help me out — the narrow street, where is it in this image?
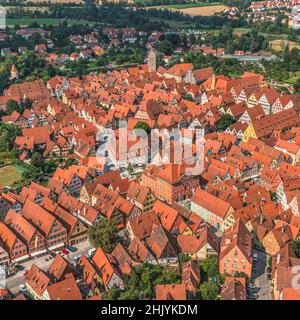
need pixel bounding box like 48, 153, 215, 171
250, 250, 271, 300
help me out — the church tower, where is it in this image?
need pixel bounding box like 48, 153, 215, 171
211, 73, 216, 90
148, 48, 157, 72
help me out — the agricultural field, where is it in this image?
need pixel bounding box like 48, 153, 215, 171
178, 4, 227, 16
25, 0, 83, 3
270, 39, 300, 51
5, 6, 49, 11
149, 3, 228, 16
0, 165, 22, 187
151, 2, 223, 9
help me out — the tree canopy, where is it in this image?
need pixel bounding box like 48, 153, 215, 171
133, 121, 150, 135
104, 263, 181, 300
217, 114, 236, 132
88, 218, 119, 253
198, 281, 220, 300
292, 240, 300, 259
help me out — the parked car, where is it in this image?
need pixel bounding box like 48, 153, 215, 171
61, 248, 70, 255
247, 293, 258, 300
67, 246, 77, 253
73, 255, 81, 261
16, 265, 25, 272
19, 284, 27, 293
246, 282, 255, 289
253, 253, 258, 261
88, 248, 96, 257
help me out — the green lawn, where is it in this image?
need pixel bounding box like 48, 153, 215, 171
5, 18, 94, 26
148, 17, 193, 29
233, 27, 252, 34
234, 27, 298, 42
0, 165, 22, 187
283, 71, 300, 85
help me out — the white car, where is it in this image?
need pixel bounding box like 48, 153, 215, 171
253, 253, 258, 261
19, 284, 27, 293
88, 248, 96, 257
73, 255, 81, 261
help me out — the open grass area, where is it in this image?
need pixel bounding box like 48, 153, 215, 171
148, 17, 194, 29
233, 27, 252, 35
0, 165, 22, 187
282, 71, 300, 85
232, 28, 291, 40
6, 18, 94, 26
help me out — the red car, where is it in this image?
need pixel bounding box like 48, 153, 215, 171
61, 248, 69, 255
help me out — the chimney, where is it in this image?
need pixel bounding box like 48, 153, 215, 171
260, 215, 264, 225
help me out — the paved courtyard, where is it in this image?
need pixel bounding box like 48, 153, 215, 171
5, 240, 93, 295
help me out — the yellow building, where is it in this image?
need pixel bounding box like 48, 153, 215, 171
242, 123, 257, 142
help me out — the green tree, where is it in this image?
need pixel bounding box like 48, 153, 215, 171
200, 255, 219, 280
6, 99, 21, 114
292, 240, 300, 258
217, 114, 236, 132
88, 218, 119, 253
178, 253, 191, 266
182, 94, 194, 102
158, 40, 173, 55
283, 45, 290, 64
118, 287, 140, 300
0, 124, 21, 156
127, 163, 134, 175
268, 255, 272, 267
294, 79, 300, 94
133, 121, 150, 134
199, 281, 220, 300
104, 285, 121, 300
31, 151, 42, 167
110, 263, 181, 300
